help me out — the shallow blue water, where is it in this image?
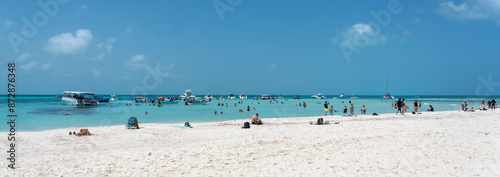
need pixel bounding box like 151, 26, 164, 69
1, 95, 498, 131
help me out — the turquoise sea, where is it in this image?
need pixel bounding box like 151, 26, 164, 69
1, 95, 498, 131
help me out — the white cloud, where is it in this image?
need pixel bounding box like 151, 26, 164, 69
45, 29, 93, 55
124, 55, 148, 70
4, 20, 14, 29
21, 61, 38, 71
124, 26, 133, 34
90, 69, 100, 77
90, 38, 116, 60
17, 52, 31, 62
400, 30, 412, 42
269, 63, 277, 69
78, 4, 87, 10
410, 16, 421, 24
438, 0, 500, 21
41, 63, 52, 70
336, 23, 388, 48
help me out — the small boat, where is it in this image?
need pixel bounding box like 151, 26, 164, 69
350, 95, 359, 99
218, 96, 226, 102
180, 89, 192, 101
261, 94, 271, 100
134, 96, 147, 103
204, 94, 214, 100
239, 93, 247, 99
311, 93, 326, 99
278, 95, 285, 99
339, 92, 346, 99
160, 96, 180, 104
109, 94, 118, 102
185, 97, 208, 105
228, 94, 236, 100
62, 91, 99, 106
293, 95, 301, 99
94, 96, 110, 102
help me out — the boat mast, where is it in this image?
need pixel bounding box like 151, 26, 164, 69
386, 77, 389, 94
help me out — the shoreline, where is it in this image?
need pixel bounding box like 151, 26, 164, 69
3, 109, 494, 133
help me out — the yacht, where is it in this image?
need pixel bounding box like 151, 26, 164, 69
239, 93, 247, 99
62, 91, 99, 106
180, 89, 192, 100
228, 94, 236, 100
311, 93, 326, 99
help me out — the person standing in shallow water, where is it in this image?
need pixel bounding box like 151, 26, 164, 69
396, 98, 402, 115
350, 104, 354, 116
324, 101, 329, 116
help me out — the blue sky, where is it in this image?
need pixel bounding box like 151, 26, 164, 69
1, 0, 500, 96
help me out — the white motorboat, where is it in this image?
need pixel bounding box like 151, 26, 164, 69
339, 92, 346, 99
109, 94, 118, 102
180, 89, 193, 100
350, 95, 359, 99
228, 94, 236, 100
204, 94, 214, 100
62, 91, 99, 106
311, 93, 326, 99
239, 93, 247, 99
134, 96, 147, 103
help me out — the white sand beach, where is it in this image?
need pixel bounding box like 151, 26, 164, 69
2, 110, 499, 176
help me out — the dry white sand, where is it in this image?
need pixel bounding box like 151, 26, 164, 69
1, 110, 499, 176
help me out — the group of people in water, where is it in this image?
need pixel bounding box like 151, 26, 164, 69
394, 98, 432, 115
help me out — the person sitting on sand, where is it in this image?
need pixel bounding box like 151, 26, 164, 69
468, 107, 475, 112
76, 129, 92, 136
251, 113, 262, 124
427, 105, 434, 112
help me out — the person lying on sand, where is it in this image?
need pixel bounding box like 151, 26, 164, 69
251, 113, 262, 124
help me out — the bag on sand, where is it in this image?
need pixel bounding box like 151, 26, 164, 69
372, 113, 378, 116
243, 122, 250, 129
317, 118, 324, 125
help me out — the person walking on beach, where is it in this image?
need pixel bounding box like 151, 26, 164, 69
350, 104, 354, 116
324, 101, 329, 116
396, 98, 402, 115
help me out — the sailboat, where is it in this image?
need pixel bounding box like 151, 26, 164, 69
383, 77, 394, 99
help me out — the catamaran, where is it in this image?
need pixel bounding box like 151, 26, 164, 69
383, 77, 394, 99
62, 91, 99, 106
